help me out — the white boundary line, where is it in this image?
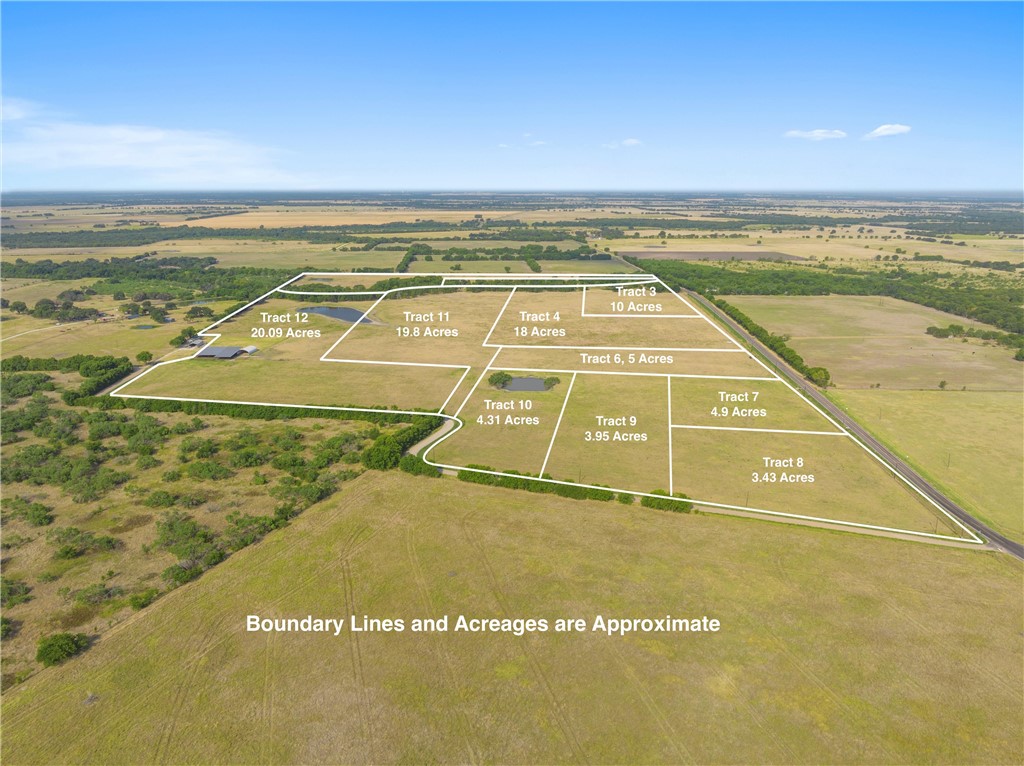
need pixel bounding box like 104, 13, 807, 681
486, 343, 744, 352
417, 419, 980, 544
497, 366, 777, 381
439, 366, 474, 415
108, 270, 984, 547
481, 287, 517, 348
581, 283, 703, 319
667, 376, 674, 495
671, 424, 848, 436
676, 286, 984, 543
540, 372, 577, 476
453, 347, 503, 419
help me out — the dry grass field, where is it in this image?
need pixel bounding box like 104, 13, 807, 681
118, 357, 462, 412
727, 295, 1023, 390
429, 377, 570, 472
2, 300, 239, 362
488, 288, 736, 350
670, 378, 841, 432
834, 389, 1024, 544
671, 428, 966, 536
2, 471, 1020, 765
0, 411, 373, 678
544, 374, 672, 491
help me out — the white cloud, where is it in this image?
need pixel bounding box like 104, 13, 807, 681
2, 97, 42, 122
863, 123, 912, 140
497, 143, 510, 149
529, 140, 547, 146
784, 129, 847, 141
602, 138, 643, 149
2, 107, 317, 187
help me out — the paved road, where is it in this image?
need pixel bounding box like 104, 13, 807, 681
685, 288, 1024, 561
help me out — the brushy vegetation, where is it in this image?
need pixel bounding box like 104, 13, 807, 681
457, 465, 615, 501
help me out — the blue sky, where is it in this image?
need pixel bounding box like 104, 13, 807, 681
2, 2, 1021, 191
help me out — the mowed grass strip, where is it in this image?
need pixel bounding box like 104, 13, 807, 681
1, 471, 1020, 764
835, 389, 1024, 544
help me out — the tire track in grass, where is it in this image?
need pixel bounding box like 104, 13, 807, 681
405, 526, 481, 765
341, 557, 374, 763
882, 599, 1019, 698
758, 621, 899, 763
261, 630, 276, 765
712, 668, 798, 763
151, 618, 226, 761
606, 642, 696, 764
15, 483, 401, 758
459, 512, 588, 764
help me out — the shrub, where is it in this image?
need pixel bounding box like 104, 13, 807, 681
74, 583, 123, 605
1, 615, 18, 639
185, 460, 233, 481
46, 527, 121, 559
398, 454, 441, 477
4, 497, 55, 526
0, 577, 32, 607
362, 435, 402, 470
128, 588, 160, 610
640, 490, 694, 513
488, 371, 513, 388
145, 490, 177, 508
36, 632, 89, 666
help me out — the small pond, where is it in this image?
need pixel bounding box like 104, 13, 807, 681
503, 377, 547, 392
301, 306, 370, 324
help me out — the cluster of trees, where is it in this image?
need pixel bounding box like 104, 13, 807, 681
925, 323, 1024, 359
5, 220, 563, 250
457, 465, 615, 501
6, 298, 101, 322
634, 258, 1024, 336
5, 256, 295, 305
361, 416, 445, 471
912, 254, 1021, 272
1, 372, 56, 404
3, 355, 136, 404
711, 298, 831, 387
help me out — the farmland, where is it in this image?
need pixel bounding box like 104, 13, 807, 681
113, 272, 977, 542
725, 294, 1024, 543
2, 471, 1020, 765
1, 193, 1021, 765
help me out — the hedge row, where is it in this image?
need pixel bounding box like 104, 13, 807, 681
456, 465, 614, 501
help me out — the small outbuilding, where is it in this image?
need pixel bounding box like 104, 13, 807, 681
196, 345, 258, 359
